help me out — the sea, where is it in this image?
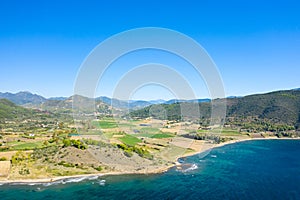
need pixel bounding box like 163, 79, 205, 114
1, 139, 300, 200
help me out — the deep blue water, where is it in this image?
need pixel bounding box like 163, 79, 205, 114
1, 139, 300, 200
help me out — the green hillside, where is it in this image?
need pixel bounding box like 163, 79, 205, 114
129, 90, 300, 129
0, 98, 31, 120
227, 90, 300, 125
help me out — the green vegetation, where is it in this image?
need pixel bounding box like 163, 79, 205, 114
11, 151, 30, 165
151, 133, 174, 138
93, 166, 103, 171
140, 127, 160, 134
0, 157, 7, 161
0, 99, 32, 120
82, 138, 109, 147
0, 89, 300, 179
129, 90, 300, 133
116, 143, 153, 160
119, 134, 142, 146
63, 139, 87, 150
221, 129, 241, 136
11, 141, 45, 150
92, 119, 118, 129
183, 132, 234, 144
135, 133, 155, 138
58, 161, 76, 168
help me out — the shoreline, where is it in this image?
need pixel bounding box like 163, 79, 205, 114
1, 137, 299, 184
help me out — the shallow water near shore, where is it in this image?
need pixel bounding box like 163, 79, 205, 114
1, 139, 300, 200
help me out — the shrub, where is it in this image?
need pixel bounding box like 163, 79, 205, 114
0, 157, 7, 161
94, 166, 103, 171
124, 150, 133, 157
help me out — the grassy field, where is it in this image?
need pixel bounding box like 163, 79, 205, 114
118, 122, 136, 128
196, 128, 242, 136
10, 141, 45, 150
221, 129, 241, 136
151, 133, 174, 139
135, 133, 155, 138
118, 134, 142, 146
140, 127, 161, 134
92, 119, 118, 129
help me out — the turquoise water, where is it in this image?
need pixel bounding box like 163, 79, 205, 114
1, 140, 300, 199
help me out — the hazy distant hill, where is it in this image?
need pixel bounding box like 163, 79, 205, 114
41, 95, 94, 112
0, 91, 212, 110
165, 99, 211, 104
96, 96, 152, 109
96, 97, 211, 109
48, 97, 68, 101
40, 95, 113, 115
0, 91, 47, 105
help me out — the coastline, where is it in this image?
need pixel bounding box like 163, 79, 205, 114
1, 137, 299, 185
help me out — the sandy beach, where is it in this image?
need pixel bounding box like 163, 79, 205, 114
1, 137, 299, 184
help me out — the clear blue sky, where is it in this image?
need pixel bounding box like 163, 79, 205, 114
0, 0, 299, 99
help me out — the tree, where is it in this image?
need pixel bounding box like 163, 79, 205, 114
58, 122, 64, 129
63, 139, 71, 147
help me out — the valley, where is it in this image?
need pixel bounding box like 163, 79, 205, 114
0, 89, 300, 181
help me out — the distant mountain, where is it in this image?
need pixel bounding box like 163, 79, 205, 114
40, 95, 94, 112
148, 99, 166, 104
96, 96, 152, 109
226, 96, 242, 99
165, 99, 211, 104
48, 97, 68, 101
0, 91, 47, 105
2, 89, 300, 123
95, 97, 211, 109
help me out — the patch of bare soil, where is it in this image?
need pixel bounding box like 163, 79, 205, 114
88, 146, 170, 173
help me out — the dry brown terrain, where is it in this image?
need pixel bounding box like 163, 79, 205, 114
88, 146, 170, 173
0, 161, 11, 179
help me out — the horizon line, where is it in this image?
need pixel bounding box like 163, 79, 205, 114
0, 87, 299, 101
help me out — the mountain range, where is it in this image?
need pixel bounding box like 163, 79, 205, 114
0, 91, 47, 105
0, 89, 300, 130
0, 91, 212, 110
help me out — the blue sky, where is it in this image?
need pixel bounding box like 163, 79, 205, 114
0, 0, 299, 99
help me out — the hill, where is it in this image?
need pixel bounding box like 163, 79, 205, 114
96, 96, 152, 109
227, 90, 300, 125
129, 89, 300, 128
40, 95, 113, 115
0, 99, 31, 120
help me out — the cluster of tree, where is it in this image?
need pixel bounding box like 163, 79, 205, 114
128, 102, 212, 121
82, 138, 109, 147
231, 119, 295, 133
11, 151, 30, 164
275, 131, 300, 138
31, 146, 59, 160
116, 143, 153, 160
183, 133, 233, 144
63, 139, 87, 150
